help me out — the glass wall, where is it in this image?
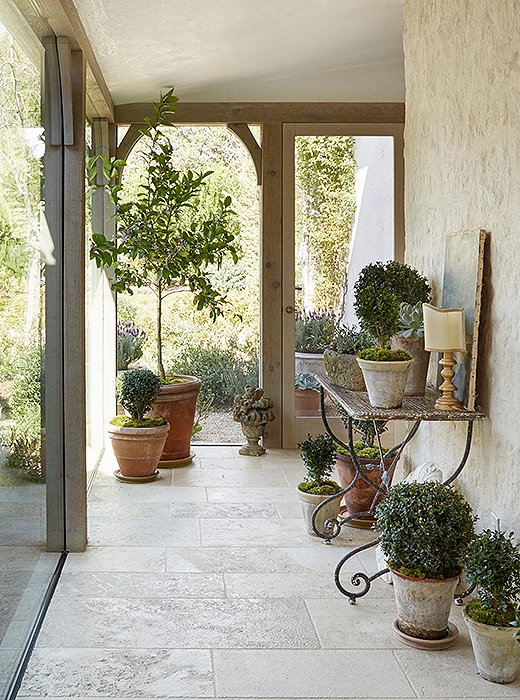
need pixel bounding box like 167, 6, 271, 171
0, 19, 62, 696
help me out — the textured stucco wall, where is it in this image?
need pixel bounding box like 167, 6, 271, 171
403, 0, 520, 531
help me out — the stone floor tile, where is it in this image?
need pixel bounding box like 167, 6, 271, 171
394, 643, 520, 697
201, 518, 327, 547
207, 487, 293, 503
173, 467, 289, 487
53, 571, 225, 598
306, 597, 404, 648
169, 502, 280, 519
197, 457, 262, 469
64, 547, 166, 573
37, 598, 320, 649
276, 501, 306, 519
89, 484, 207, 503
18, 648, 214, 697
88, 516, 200, 547
167, 545, 366, 574
225, 572, 345, 599
193, 446, 239, 458
88, 501, 171, 518
214, 649, 415, 697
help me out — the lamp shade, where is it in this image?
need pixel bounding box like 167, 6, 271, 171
422, 304, 466, 352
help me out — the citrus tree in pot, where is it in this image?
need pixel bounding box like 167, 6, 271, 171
90, 91, 239, 466
463, 529, 520, 683
375, 481, 476, 645
109, 368, 169, 482
297, 434, 341, 536
354, 261, 432, 407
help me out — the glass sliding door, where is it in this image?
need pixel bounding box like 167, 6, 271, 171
0, 16, 63, 696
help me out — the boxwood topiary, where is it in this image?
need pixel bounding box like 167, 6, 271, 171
358, 348, 411, 362
375, 481, 476, 580
297, 433, 341, 496
465, 530, 520, 627
116, 368, 163, 422
354, 261, 431, 348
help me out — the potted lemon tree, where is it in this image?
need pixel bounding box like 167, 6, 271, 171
90, 91, 239, 466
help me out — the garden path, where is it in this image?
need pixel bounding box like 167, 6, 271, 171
18, 447, 520, 699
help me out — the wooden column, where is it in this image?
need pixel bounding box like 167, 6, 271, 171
261, 123, 283, 448
44, 37, 87, 552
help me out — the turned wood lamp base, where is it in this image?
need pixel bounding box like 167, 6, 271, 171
434, 351, 465, 411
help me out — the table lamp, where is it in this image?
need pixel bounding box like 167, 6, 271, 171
422, 303, 467, 411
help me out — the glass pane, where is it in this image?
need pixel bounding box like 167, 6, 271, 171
0, 21, 60, 694
294, 135, 394, 418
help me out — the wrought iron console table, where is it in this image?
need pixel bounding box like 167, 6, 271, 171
312, 371, 485, 604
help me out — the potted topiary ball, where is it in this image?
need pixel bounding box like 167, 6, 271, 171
463, 530, 520, 683
297, 434, 341, 536
108, 368, 169, 482
354, 261, 432, 408
375, 481, 476, 645
323, 324, 372, 391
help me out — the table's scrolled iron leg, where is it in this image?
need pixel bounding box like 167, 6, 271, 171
443, 422, 474, 486
334, 537, 390, 604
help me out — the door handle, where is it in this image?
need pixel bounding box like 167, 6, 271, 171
285, 306, 295, 314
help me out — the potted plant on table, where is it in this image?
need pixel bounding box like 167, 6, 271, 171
297, 433, 342, 536
391, 303, 430, 396
375, 481, 476, 647
335, 418, 392, 524
294, 372, 321, 416
295, 310, 336, 377
354, 261, 432, 408
323, 324, 372, 391
108, 368, 169, 482
90, 90, 239, 466
463, 529, 520, 683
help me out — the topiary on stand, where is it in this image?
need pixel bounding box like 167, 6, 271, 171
375, 481, 476, 646
463, 530, 520, 683
108, 368, 169, 482
297, 434, 341, 537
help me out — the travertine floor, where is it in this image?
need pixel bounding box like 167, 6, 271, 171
18, 447, 520, 699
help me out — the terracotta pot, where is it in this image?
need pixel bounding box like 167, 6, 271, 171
463, 606, 520, 684
297, 488, 341, 537
295, 388, 320, 416
295, 351, 324, 377
323, 349, 366, 391
147, 376, 201, 462
357, 358, 414, 408
108, 423, 169, 477
335, 451, 395, 520
392, 569, 459, 640
391, 336, 430, 396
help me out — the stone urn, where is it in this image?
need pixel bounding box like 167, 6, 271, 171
233, 387, 275, 456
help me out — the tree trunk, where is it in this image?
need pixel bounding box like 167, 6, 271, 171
157, 286, 165, 381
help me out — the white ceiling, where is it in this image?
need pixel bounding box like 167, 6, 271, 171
73, 0, 404, 105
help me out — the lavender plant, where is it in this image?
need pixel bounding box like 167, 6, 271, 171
295, 310, 336, 353
117, 321, 147, 371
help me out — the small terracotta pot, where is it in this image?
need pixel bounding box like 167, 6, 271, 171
295, 388, 320, 416
297, 488, 341, 537
357, 358, 414, 408
463, 606, 520, 684
148, 376, 201, 462
391, 336, 430, 396
335, 451, 395, 520
108, 423, 169, 477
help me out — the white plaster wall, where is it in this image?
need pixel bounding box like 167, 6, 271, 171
344, 136, 394, 325
403, 0, 520, 531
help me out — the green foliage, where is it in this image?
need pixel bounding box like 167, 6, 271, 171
298, 433, 337, 486
397, 302, 424, 341
89, 91, 240, 379
328, 324, 374, 354
172, 343, 258, 407
465, 530, 520, 625
375, 481, 476, 579
117, 321, 147, 371
358, 348, 411, 362
354, 261, 431, 347
295, 136, 356, 310
295, 311, 336, 353
110, 416, 167, 428
295, 373, 320, 391
467, 599, 517, 628
116, 368, 163, 421
298, 479, 341, 496
337, 441, 381, 460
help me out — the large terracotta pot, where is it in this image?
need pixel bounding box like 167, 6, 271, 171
357, 358, 414, 408
335, 451, 395, 521
463, 606, 520, 684
391, 336, 430, 396
295, 388, 320, 416
108, 423, 169, 477
392, 569, 459, 640
148, 375, 201, 464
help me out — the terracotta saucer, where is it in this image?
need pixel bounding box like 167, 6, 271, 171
339, 506, 376, 530
113, 469, 160, 483
392, 619, 459, 649
158, 452, 195, 468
